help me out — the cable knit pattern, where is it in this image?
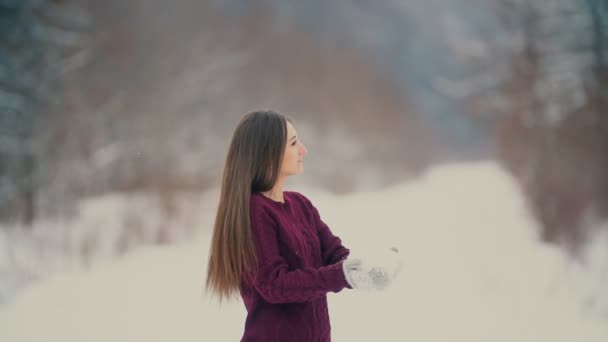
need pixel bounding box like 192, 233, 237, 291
239, 191, 350, 342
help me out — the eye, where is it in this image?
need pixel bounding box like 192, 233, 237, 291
290, 140, 297, 146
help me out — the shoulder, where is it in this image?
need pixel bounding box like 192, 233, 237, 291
285, 191, 321, 221
285, 191, 313, 207
249, 192, 276, 216
248, 194, 279, 235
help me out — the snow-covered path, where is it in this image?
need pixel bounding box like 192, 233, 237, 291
1, 162, 607, 341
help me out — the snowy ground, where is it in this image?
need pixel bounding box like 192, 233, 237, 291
0, 161, 607, 341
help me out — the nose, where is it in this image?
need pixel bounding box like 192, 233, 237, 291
300, 143, 308, 156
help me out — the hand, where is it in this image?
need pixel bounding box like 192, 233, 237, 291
342, 247, 402, 291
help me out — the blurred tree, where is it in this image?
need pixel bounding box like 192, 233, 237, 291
0, 0, 91, 224
482, 0, 608, 253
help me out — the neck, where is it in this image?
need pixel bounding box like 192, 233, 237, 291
263, 176, 286, 202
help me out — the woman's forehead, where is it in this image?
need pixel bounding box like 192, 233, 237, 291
286, 121, 297, 136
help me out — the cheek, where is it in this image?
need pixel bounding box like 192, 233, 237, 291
285, 150, 298, 167
288, 151, 297, 165
281, 150, 294, 169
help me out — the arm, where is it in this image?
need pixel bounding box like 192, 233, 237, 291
250, 209, 348, 304
308, 201, 350, 265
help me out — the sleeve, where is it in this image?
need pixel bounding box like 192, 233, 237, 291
311, 205, 350, 265
305, 197, 350, 266
250, 208, 349, 304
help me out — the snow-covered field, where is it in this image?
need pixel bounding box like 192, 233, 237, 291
0, 161, 607, 341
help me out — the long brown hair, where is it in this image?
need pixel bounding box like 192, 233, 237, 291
205, 110, 288, 301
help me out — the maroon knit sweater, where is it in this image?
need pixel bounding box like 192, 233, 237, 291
239, 191, 351, 342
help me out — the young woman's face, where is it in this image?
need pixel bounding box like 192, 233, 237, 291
280, 121, 308, 176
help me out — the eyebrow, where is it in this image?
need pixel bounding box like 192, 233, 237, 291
288, 135, 297, 142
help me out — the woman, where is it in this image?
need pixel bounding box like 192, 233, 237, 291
205, 110, 399, 341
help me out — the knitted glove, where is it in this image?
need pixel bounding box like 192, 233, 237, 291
342, 247, 402, 291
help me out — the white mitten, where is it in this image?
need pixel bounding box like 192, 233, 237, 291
342, 247, 402, 291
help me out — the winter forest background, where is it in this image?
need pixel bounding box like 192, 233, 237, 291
1, 0, 608, 341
